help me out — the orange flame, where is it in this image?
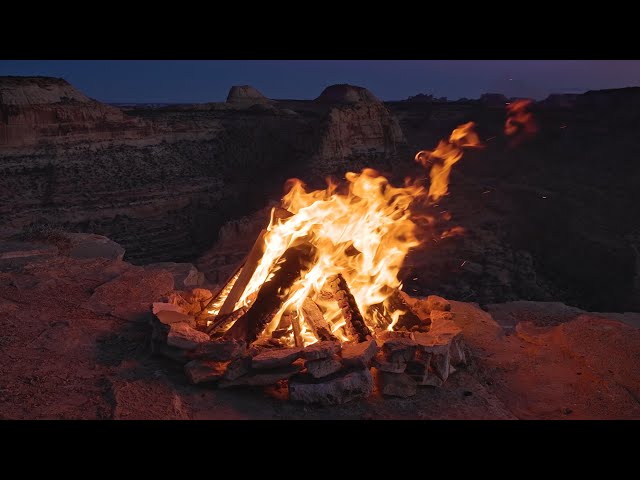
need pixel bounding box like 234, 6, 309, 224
505, 99, 537, 140
414, 122, 480, 201
212, 124, 478, 346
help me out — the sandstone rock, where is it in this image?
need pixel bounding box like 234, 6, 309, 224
67, 233, 125, 261
305, 354, 342, 378
145, 262, 204, 288
413, 332, 452, 381
426, 295, 451, 312
184, 359, 229, 384
224, 356, 252, 381
150, 339, 190, 363
226, 85, 271, 105
191, 338, 246, 361
289, 369, 374, 405
252, 347, 303, 369
166, 322, 211, 350
428, 318, 467, 366
378, 371, 417, 397
154, 310, 196, 328
152, 302, 186, 315
302, 341, 341, 360
219, 364, 302, 388
382, 337, 417, 363
0, 241, 59, 267
372, 352, 407, 373
405, 358, 443, 386
341, 340, 379, 368
375, 330, 413, 342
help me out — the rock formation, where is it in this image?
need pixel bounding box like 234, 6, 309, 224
226, 85, 271, 105
315, 84, 380, 104
0, 76, 152, 148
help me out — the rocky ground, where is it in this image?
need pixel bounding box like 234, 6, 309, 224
1, 236, 638, 420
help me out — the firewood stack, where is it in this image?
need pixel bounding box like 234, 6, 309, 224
150, 285, 468, 404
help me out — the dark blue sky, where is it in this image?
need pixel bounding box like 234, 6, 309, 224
1, 60, 640, 103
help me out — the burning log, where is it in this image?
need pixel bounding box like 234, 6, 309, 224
225, 243, 316, 343
289, 309, 303, 347
196, 263, 243, 324
217, 229, 267, 317
206, 306, 248, 335
301, 298, 337, 342
385, 290, 422, 331
326, 274, 371, 342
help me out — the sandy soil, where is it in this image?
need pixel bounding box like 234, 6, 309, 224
0, 255, 638, 420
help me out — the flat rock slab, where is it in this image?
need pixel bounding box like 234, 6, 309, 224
289, 369, 374, 405
154, 310, 196, 328
303, 341, 341, 360
192, 338, 246, 361
219, 364, 302, 388
379, 371, 417, 398
382, 337, 417, 363
306, 355, 342, 378
167, 322, 211, 350
406, 358, 444, 387
341, 340, 378, 368
252, 347, 302, 369
152, 302, 186, 315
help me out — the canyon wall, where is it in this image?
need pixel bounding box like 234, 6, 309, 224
0, 79, 405, 265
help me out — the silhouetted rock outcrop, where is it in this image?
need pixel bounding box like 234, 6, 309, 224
226, 85, 271, 105
315, 84, 380, 104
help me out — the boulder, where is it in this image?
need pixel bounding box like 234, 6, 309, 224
67, 233, 125, 261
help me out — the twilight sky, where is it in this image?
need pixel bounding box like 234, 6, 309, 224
1, 60, 640, 103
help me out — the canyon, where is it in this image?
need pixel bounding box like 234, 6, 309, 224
1, 76, 639, 313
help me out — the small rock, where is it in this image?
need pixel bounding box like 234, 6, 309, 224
219, 364, 302, 388
154, 310, 196, 328
252, 347, 302, 369
373, 352, 407, 373
184, 359, 230, 384
341, 340, 379, 368
378, 372, 417, 398
191, 338, 246, 361
166, 322, 211, 350
224, 355, 252, 380
413, 332, 452, 380
305, 354, 342, 378
375, 330, 413, 342
382, 337, 417, 363
406, 359, 443, 387
302, 341, 341, 360
463, 390, 473, 397
289, 369, 374, 405
150, 339, 190, 363
562, 407, 573, 415
426, 295, 451, 312
152, 302, 186, 315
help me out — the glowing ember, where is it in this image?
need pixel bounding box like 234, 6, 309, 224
505, 99, 537, 140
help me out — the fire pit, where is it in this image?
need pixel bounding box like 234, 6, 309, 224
149, 123, 478, 404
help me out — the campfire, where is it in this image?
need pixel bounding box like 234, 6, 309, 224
150, 123, 479, 404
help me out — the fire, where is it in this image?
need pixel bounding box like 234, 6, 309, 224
505, 99, 537, 140
414, 122, 480, 201
210, 122, 479, 347
233, 169, 424, 345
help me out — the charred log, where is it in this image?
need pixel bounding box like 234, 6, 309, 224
225, 243, 316, 343
386, 290, 422, 331
217, 229, 267, 317
206, 306, 248, 335
327, 274, 371, 342
301, 298, 337, 341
